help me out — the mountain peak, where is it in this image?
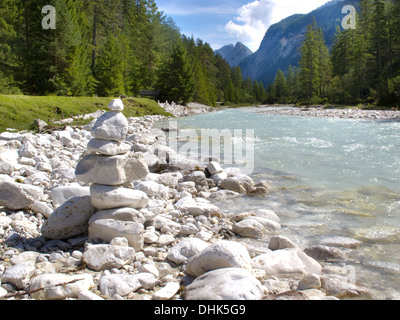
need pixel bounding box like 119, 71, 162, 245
215, 42, 253, 68
240, 0, 360, 85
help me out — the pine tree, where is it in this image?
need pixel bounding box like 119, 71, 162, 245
299, 18, 331, 102
0, 0, 20, 93
156, 41, 194, 104
95, 32, 128, 97
273, 69, 288, 103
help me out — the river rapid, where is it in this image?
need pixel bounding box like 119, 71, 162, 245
157, 106, 400, 299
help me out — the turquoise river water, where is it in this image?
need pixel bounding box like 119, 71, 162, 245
157, 107, 400, 299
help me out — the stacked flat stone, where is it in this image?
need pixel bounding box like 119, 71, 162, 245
75, 99, 150, 251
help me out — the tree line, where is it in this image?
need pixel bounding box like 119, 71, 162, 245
0, 0, 265, 106
268, 0, 400, 107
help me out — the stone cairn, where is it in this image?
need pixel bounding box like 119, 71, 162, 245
74, 98, 150, 251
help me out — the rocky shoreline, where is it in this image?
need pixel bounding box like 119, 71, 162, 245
254, 105, 400, 121
0, 101, 372, 301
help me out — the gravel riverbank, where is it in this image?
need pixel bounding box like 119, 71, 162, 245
254, 105, 400, 121
0, 101, 375, 300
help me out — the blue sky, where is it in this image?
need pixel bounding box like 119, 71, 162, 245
156, 0, 330, 52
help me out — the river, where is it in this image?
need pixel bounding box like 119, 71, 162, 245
157, 106, 400, 299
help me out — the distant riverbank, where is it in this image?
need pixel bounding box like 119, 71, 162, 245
253, 105, 400, 121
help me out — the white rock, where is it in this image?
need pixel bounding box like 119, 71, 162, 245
83, 243, 135, 271
87, 138, 130, 156
1, 261, 36, 289
255, 209, 281, 222
174, 197, 220, 217
184, 268, 263, 300
233, 218, 266, 239
153, 282, 180, 300
91, 111, 128, 142
98, 273, 156, 298
0, 287, 7, 298
252, 249, 322, 278
51, 183, 90, 208
58, 130, 75, 147
0, 215, 12, 228
78, 290, 105, 300
41, 196, 96, 240
32, 201, 53, 218
250, 217, 281, 233
135, 180, 169, 199
211, 171, 227, 185
167, 238, 209, 265
108, 99, 124, 112
88, 219, 144, 251
297, 273, 322, 290
0, 149, 20, 174
89, 207, 145, 225
196, 230, 213, 242
29, 274, 94, 300
19, 157, 36, 166
0, 132, 22, 141
138, 263, 160, 278
220, 177, 246, 194
207, 162, 223, 175
180, 223, 199, 235
18, 141, 37, 158
157, 234, 175, 247
90, 184, 149, 210
177, 181, 197, 195
268, 236, 298, 250
0, 180, 44, 210
144, 231, 159, 244
152, 215, 181, 230
10, 251, 40, 265
186, 240, 252, 277
75, 152, 149, 186
155, 171, 183, 188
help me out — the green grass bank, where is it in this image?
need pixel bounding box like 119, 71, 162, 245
0, 95, 171, 133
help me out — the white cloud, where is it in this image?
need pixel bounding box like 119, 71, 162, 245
225, 0, 275, 52
225, 0, 329, 51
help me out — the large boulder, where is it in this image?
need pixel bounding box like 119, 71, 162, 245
186, 240, 252, 277
252, 248, 322, 278
0, 180, 44, 210
184, 268, 264, 300
75, 152, 149, 186
41, 196, 96, 240
29, 274, 94, 300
